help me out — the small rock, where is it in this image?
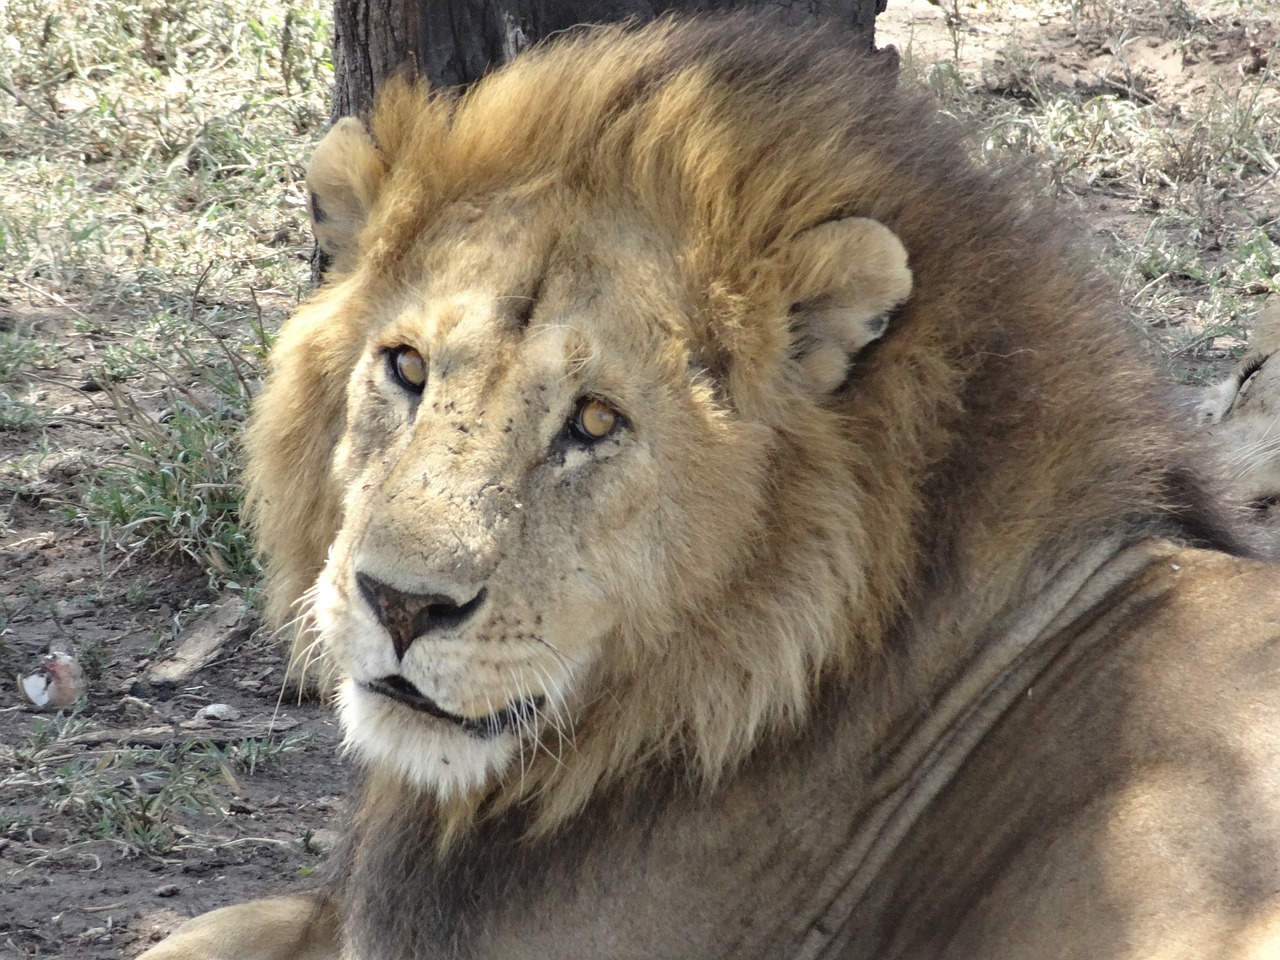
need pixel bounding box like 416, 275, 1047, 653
154, 884, 181, 898
147, 599, 250, 685
194, 703, 240, 722
306, 829, 340, 854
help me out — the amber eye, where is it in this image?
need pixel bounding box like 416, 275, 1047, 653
570, 397, 622, 442
388, 346, 426, 393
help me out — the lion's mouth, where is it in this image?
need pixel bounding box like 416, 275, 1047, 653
362, 676, 543, 738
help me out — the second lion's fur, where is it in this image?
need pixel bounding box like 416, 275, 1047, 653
1200, 304, 1280, 538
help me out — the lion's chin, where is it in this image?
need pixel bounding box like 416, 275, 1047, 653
338, 678, 518, 799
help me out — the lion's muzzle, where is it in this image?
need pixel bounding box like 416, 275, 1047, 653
355, 571, 488, 660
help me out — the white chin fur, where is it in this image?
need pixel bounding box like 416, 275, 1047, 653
338, 679, 517, 798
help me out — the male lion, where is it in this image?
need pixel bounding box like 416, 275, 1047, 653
141, 16, 1280, 960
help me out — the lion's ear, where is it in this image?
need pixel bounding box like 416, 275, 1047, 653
780, 217, 912, 393
306, 117, 389, 275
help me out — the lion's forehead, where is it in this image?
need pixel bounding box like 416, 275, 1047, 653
383, 194, 693, 353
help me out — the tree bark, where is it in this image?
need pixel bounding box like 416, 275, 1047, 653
330, 0, 891, 120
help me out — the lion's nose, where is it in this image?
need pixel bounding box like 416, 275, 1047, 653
355, 572, 488, 660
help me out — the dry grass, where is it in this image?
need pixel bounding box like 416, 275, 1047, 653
893, 0, 1279, 379
0, 0, 329, 301
0, 0, 330, 584
1, 706, 308, 859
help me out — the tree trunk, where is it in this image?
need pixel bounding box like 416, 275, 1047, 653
330, 0, 891, 120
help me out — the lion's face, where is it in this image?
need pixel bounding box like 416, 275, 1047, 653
286, 111, 913, 801
1199, 306, 1280, 516
1221, 349, 1280, 511
243, 58, 919, 808
314, 196, 782, 797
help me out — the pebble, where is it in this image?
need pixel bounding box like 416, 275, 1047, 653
194, 703, 241, 721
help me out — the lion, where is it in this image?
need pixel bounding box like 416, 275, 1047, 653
140, 16, 1280, 960
1199, 304, 1280, 525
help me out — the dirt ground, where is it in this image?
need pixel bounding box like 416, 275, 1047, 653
883, 0, 1279, 364
0, 301, 344, 958
0, 2, 1275, 957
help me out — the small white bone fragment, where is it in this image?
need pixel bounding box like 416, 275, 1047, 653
19, 652, 87, 709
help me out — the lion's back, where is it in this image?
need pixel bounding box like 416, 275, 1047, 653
837, 546, 1280, 959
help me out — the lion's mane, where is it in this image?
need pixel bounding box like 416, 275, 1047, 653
244, 17, 1244, 848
